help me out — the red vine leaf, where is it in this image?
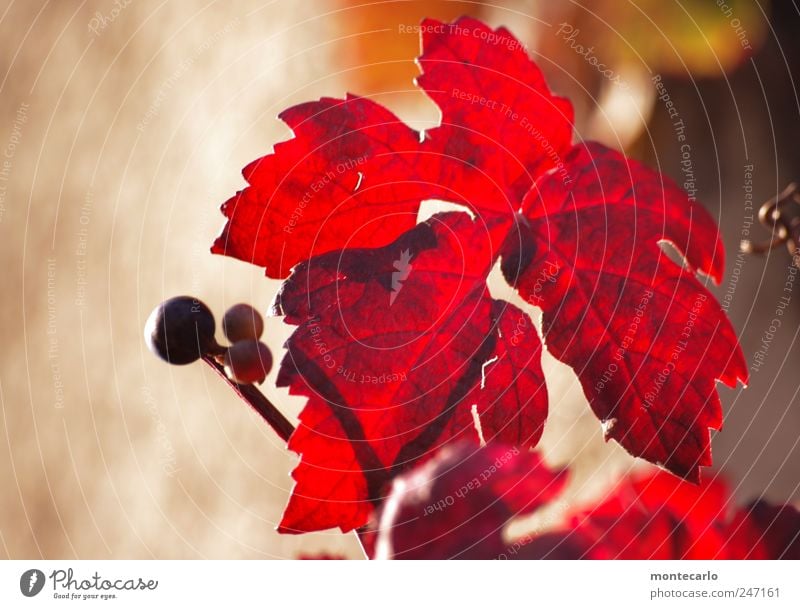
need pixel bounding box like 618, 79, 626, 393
375, 442, 566, 559
273, 213, 547, 533
212, 16, 747, 533
297, 553, 346, 560
503, 142, 747, 481
534, 470, 800, 560
211, 17, 573, 277
379, 457, 799, 560
726, 500, 800, 560
211, 95, 430, 278
417, 17, 574, 216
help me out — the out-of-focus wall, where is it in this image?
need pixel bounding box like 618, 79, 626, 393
0, 0, 364, 559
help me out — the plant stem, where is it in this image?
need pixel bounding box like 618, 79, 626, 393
201, 354, 294, 443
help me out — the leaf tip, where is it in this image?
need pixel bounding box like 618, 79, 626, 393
210, 231, 228, 257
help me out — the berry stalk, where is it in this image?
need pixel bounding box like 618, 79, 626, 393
201, 354, 295, 443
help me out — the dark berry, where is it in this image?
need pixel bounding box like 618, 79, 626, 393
144, 296, 217, 365
222, 303, 264, 342
224, 340, 273, 384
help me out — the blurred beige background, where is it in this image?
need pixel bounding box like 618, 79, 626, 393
0, 0, 797, 559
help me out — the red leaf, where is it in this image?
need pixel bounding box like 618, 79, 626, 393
273, 213, 547, 533
377, 443, 800, 560
727, 500, 800, 560
565, 470, 738, 559
417, 17, 574, 213
211, 16, 574, 276
211, 95, 431, 278
543, 470, 800, 560
505, 143, 747, 481
212, 16, 746, 532
376, 455, 799, 560
297, 552, 346, 560
374, 442, 566, 559
463, 299, 548, 447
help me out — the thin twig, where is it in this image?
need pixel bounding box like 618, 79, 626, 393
201, 354, 294, 443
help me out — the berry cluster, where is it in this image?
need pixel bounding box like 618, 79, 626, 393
145, 296, 273, 384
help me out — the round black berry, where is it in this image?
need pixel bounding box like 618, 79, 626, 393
222, 303, 264, 342
224, 339, 273, 384
144, 296, 217, 365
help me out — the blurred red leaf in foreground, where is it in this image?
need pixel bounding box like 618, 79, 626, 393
376, 442, 799, 560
